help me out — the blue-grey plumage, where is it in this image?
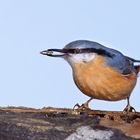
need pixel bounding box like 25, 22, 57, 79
41, 40, 140, 112
64, 40, 135, 75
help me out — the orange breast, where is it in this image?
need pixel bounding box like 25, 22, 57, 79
72, 55, 137, 101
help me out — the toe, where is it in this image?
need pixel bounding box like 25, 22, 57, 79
123, 105, 136, 113
81, 102, 89, 109
73, 103, 81, 110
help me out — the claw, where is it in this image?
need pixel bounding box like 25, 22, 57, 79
73, 103, 81, 110
73, 98, 93, 111
123, 105, 136, 113
73, 102, 90, 111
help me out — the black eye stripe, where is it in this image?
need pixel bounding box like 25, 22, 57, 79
46, 48, 114, 58
63, 48, 114, 57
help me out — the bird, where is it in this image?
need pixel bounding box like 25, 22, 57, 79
40, 40, 140, 112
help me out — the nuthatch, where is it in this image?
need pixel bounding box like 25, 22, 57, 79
41, 40, 140, 112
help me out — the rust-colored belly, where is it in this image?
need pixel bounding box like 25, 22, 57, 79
72, 56, 137, 101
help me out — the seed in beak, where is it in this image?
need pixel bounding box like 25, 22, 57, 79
40, 50, 53, 56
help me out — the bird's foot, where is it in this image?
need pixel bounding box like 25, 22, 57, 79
73, 102, 90, 111
123, 105, 136, 113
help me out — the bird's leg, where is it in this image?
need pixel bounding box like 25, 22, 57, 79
123, 97, 136, 112
73, 98, 93, 110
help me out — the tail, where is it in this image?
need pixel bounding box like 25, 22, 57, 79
134, 65, 140, 74
124, 56, 140, 74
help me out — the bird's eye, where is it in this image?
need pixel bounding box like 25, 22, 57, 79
74, 49, 77, 54
74, 48, 81, 54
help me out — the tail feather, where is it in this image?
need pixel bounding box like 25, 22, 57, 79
134, 65, 140, 74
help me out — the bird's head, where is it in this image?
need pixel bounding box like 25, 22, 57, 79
40, 40, 135, 75
40, 40, 114, 67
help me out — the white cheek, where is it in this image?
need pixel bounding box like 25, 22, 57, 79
68, 53, 96, 63
82, 53, 96, 62
72, 54, 85, 61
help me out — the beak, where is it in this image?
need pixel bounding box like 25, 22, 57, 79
40, 49, 66, 57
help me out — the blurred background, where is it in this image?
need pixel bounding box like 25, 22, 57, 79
0, 0, 140, 111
